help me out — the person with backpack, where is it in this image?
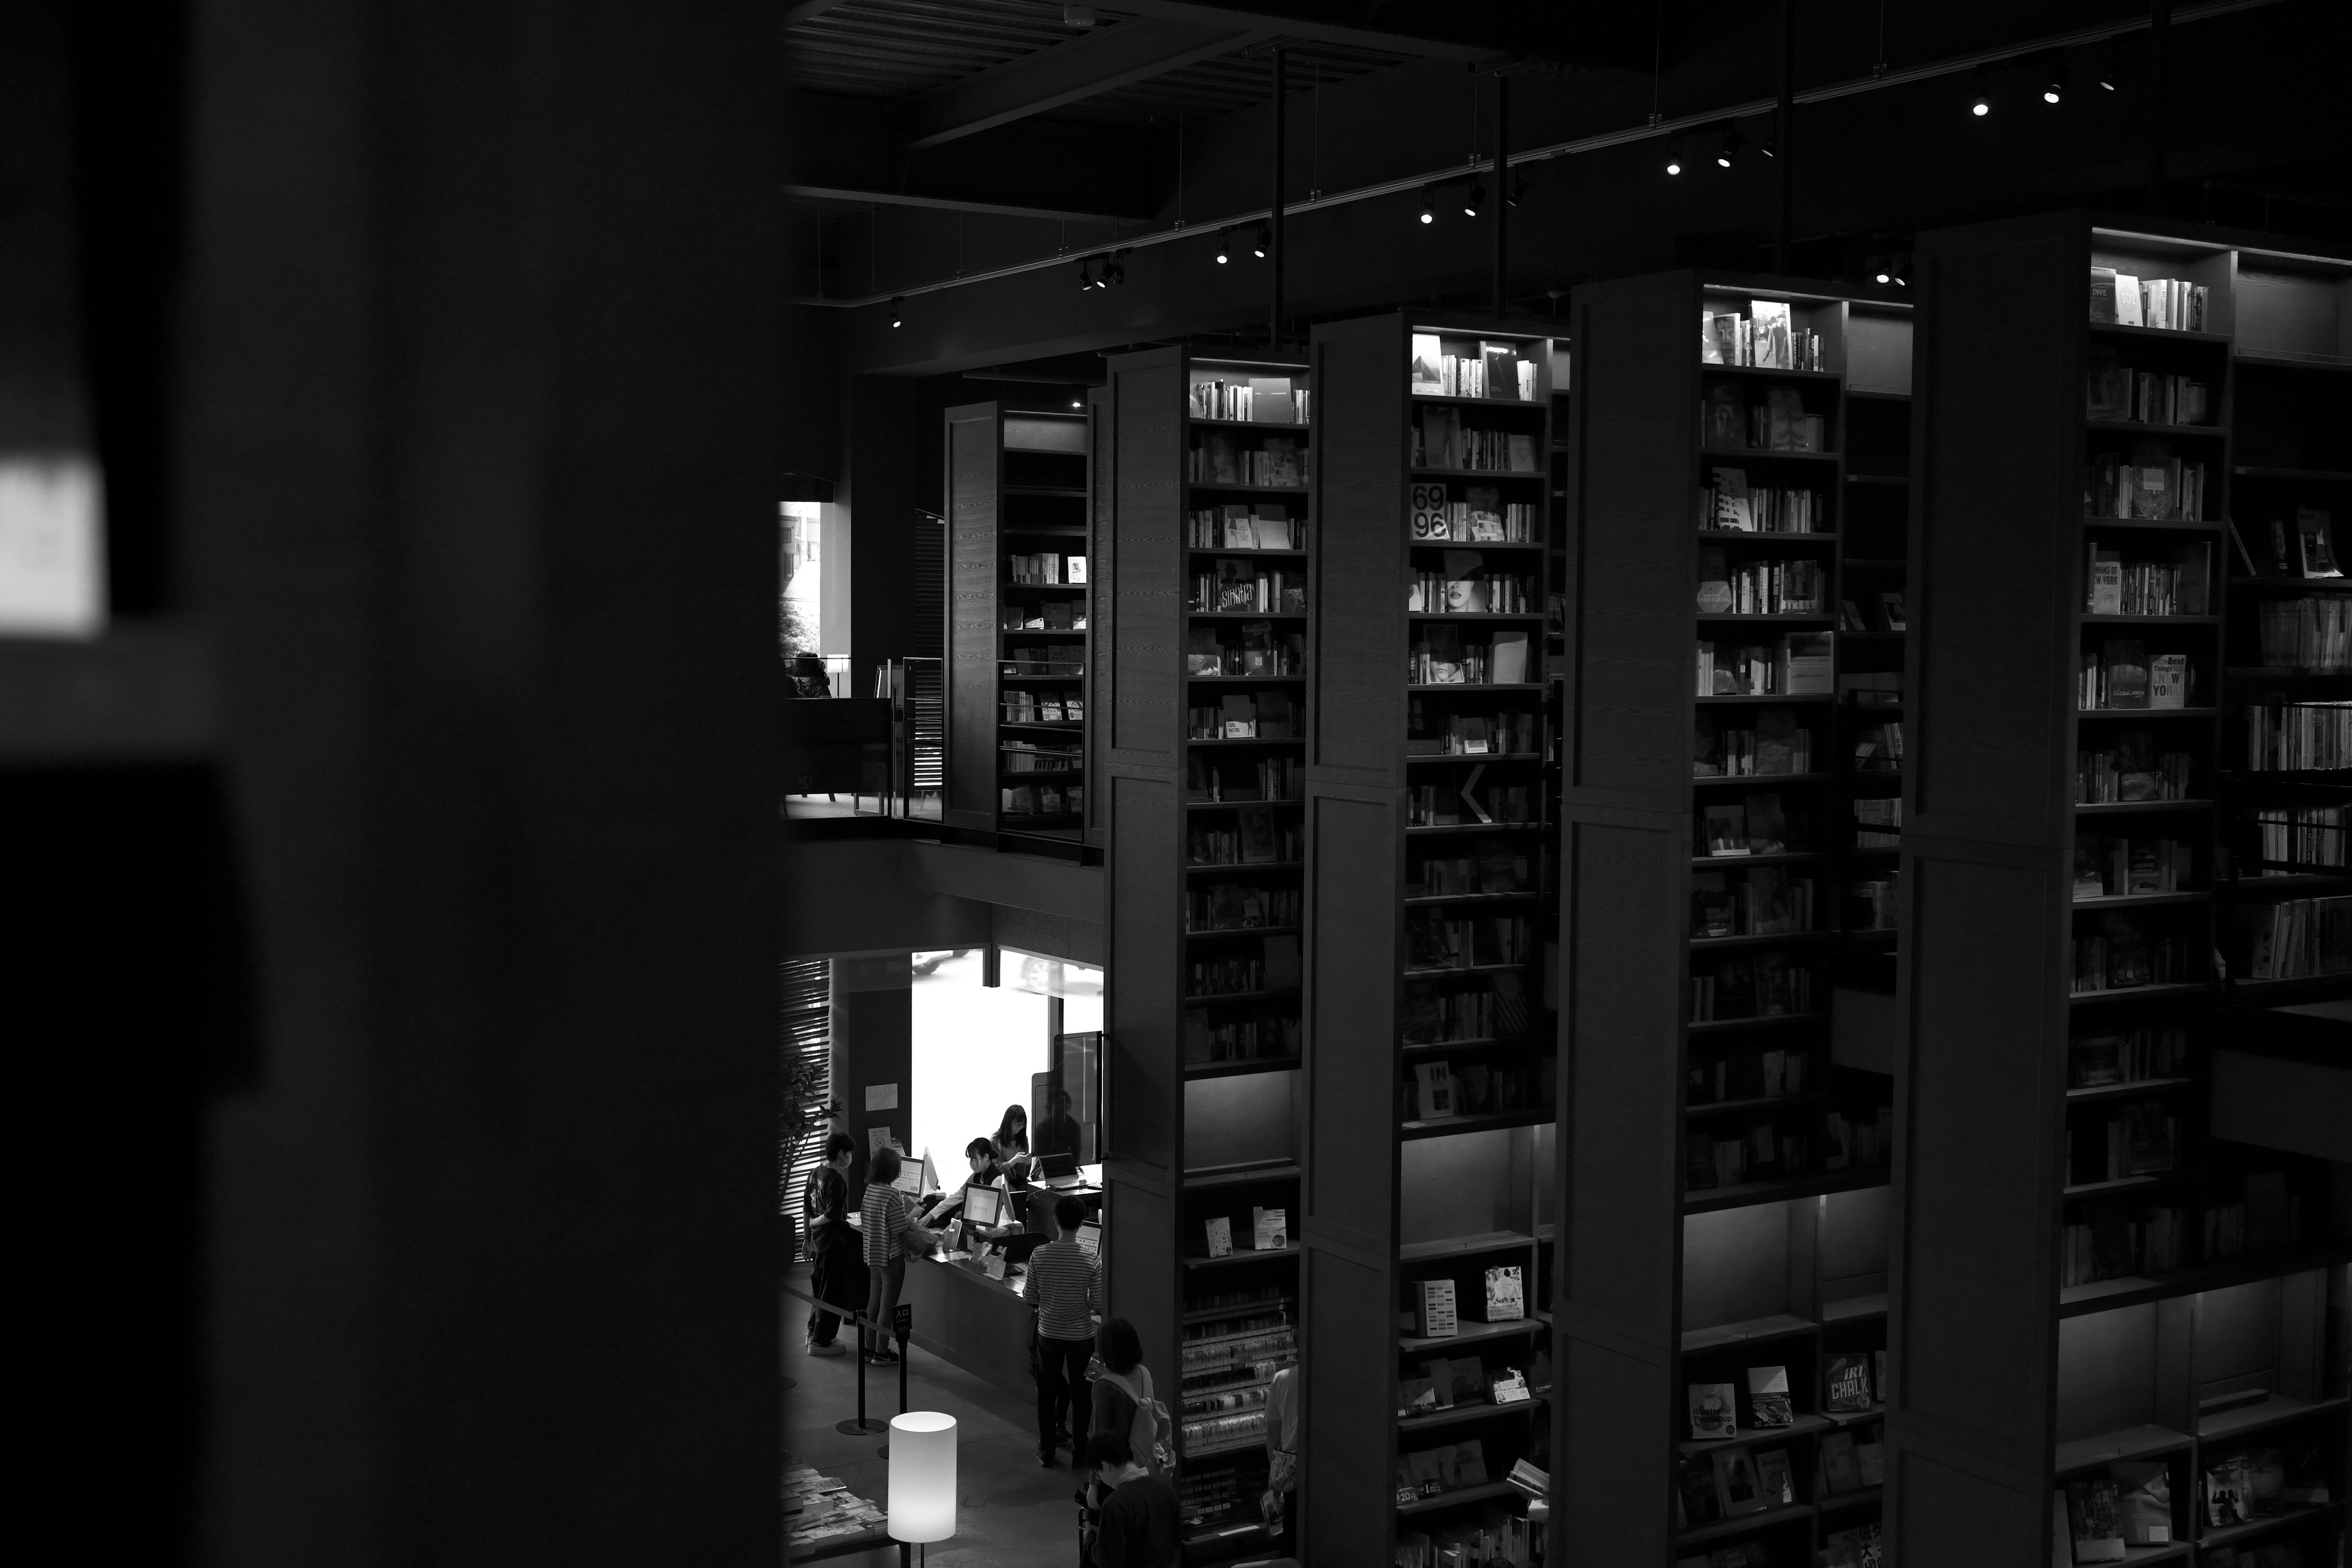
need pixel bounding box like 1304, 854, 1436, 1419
1085, 1431, 1179, 1568
1090, 1316, 1171, 1482
1020, 1194, 1101, 1466
799, 1133, 862, 1355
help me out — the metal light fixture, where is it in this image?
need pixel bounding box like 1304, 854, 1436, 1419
1076, 259, 1093, 292
1717, 130, 1743, 168
1418, 187, 1437, 223
1462, 181, 1486, 217
2045, 62, 2070, 104
1665, 147, 1683, 176
1101, 251, 1125, 286
1215, 232, 1231, 264
1252, 222, 1270, 258
1970, 71, 1992, 116
889, 296, 904, 328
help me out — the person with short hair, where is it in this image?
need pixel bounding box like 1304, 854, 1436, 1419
922, 1137, 1019, 1243
1087, 1431, 1179, 1568
801, 1132, 862, 1355
859, 1145, 940, 1365
1020, 1193, 1101, 1466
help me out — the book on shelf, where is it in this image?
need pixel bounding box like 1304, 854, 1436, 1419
2084, 540, 2212, 616
1676, 1454, 1722, 1529
2065, 1474, 2128, 1563
1251, 1206, 1287, 1249
2085, 445, 2209, 521
2240, 701, 2350, 772
1412, 1278, 1460, 1338
2088, 268, 2210, 331
1687, 1382, 1737, 1441
1823, 1353, 1874, 1412
1712, 1448, 1769, 1516
1204, 1216, 1233, 1257
1753, 1447, 1794, 1506
2111, 1461, 2174, 1548
1746, 1365, 1793, 1427
1855, 1424, 1885, 1488
1412, 1061, 1456, 1120
1700, 301, 1825, 370
1479, 1264, 1524, 1322
1819, 1431, 1862, 1495
2296, 506, 2342, 578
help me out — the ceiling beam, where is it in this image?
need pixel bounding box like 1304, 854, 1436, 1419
1113, 1, 1497, 62
782, 0, 851, 23
783, 183, 1145, 225
900, 16, 1268, 150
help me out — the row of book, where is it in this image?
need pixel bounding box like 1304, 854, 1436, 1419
1697, 634, 1835, 697
2233, 507, 2341, 579
1703, 385, 1829, 453
1188, 691, 1300, 739
1186, 624, 1306, 676
1837, 594, 1905, 633
1181, 1011, 1298, 1065
2086, 541, 2212, 616
1001, 653, 1082, 676
1192, 562, 1308, 614
1185, 952, 1292, 998
2248, 804, 2346, 869
1407, 562, 1538, 615
1000, 692, 1081, 723
2088, 267, 2211, 331
1189, 376, 1309, 424
2084, 446, 2211, 521
2072, 834, 2195, 899
1001, 783, 1081, 816
1689, 1354, 1881, 1441
1700, 470, 1825, 533
1700, 300, 1825, 371
1409, 334, 1540, 401
1188, 506, 1306, 551
1175, 1464, 1250, 1532
1399, 972, 1533, 1044
1697, 791, 1802, 857
1186, 883, 1300, 932
2071, 916, 2192, 993
1196, 1213, 1289, 1263
1692, 869, 1817, 939
1409, 485, 1539, 543
2243, 699, 2349, 770
1186, 811, 1296, 866
1853, 797, 1901, 847
1412, 409, 1540, 472
1697, 553, 1828, 616
1686, 1120, 1814, 1191
1690, 953, 1814, 1021
1408, 707, 1542, 757
2077, 734, 2196, 802
2250, 595, 2350, 670
1002, 602, 1084, 630
2086, 355, 2213, 425
1393, 1504, 1537, 1568
2069, 1026, 2189, 1088
1825, 1106, 1892, 1170
1185, 755, 1303, 802
2237, 895, 2351, 979
1851, 721, 1903, 772
1404, 1059, 1555, 1120
1191, 432, 1305, 487
2060, 1172, 2304, 1284
1678, 1433, 1880, 1530
1406, 912, 1535, 970
1409, 779, 1536, 827
1850, 877, 1898, 932
2077, 642, 2193, 710
1178, 1324, 1294, 1377
1001, 744, 1080, 774
2065, 1102, 2177, 1185
1687, 1045, 1809, 1107
1408, 628, 1536, 685
1008, 551, 1086, 585
1414, 848, 1534, 897
1695, 710, 1814, 777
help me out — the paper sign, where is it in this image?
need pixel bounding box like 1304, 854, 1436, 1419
864, 1083, 899, 1111
866, 1126, 902, 1154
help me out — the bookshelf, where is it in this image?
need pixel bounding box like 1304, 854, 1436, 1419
1890, 213, 2347, 1564
943, 402, 1091, 840
1299, 314, 1564, 1568
1099, 350, 1312, 1564
1556, 273, 1902, 1566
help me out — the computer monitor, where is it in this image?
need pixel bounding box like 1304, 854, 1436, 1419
1033, 1151, 1078, 1184
963, 1183, 1001, 1228
1075, 1222, 1101, 1259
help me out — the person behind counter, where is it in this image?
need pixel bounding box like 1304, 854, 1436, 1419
859, 1145, 943, 1365
990, 1104, 1034, 1184
922, 1138, 1021, 1245
1020, 1194, 1101, 1467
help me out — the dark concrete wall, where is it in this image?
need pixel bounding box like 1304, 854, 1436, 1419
182, 1, 788, 1561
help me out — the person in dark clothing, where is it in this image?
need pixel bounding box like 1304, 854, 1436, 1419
1087, 1432, 1179, 1568
801, 1133, 861, 1353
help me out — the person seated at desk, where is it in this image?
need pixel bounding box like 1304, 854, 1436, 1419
923, 1138, 1023, 1246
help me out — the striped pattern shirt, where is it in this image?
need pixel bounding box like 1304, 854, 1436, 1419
861, 1183, 918, 1267
1021, 1237, 1102, 1342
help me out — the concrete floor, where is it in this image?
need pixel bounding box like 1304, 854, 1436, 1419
784, 1290, 1081, 1567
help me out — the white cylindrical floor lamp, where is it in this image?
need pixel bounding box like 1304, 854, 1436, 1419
888, 1411, 957, 1564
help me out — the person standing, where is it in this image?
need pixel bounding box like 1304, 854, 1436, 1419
1087, 1431, 1179, 1568
1020, 1194, 1101, 1466
800, 1133, 861, 1355
992, 1103, 1034, 1183
860, 1146, 938, 1365
1090, 1316, 1169, 1481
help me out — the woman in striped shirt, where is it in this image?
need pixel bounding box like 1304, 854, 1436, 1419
860, 1147, 940, 1364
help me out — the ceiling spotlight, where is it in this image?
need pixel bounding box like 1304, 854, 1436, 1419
1077, 259, 1093, 292
1252, 222, 1270, 258
1873, 263, 1891, 285
1970, 72, 1992, 116
1506, 174, 1525, 208
1215, 232, 1231, 264
889, 295, 904, 328
1419, 187, 1437, 223
1071, 400, 1082, 408
1463, 181, 1486, 217
2044, 62, 2069, 104
1717, 130, 1743, 168
1665, 149, 1683, 176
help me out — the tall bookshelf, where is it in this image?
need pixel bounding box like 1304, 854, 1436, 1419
1891, 213, 2348, 1566
1301, 314, 1563, 1567
1557, 273, 1901, 1566
943, 402, 1091, 841
1099, 350, 1313, 1564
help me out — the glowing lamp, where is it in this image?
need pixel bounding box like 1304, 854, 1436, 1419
888, 1411, 958, 1544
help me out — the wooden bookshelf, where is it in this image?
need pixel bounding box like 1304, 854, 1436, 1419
1100, 350, 1311, 1562
1891, 213, 2348, 1564
1299, 314, 1564, 1566
1557, 273, 1902, 1566
943, 402, 1091, 840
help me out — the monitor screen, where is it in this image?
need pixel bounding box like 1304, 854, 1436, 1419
1075, 1222, 1101, 1259
963, 1184, 1001, 1228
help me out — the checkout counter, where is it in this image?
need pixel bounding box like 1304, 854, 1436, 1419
894, 1170, 1105, 1403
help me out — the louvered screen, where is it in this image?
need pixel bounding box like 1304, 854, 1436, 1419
780, 957, 832, 1259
